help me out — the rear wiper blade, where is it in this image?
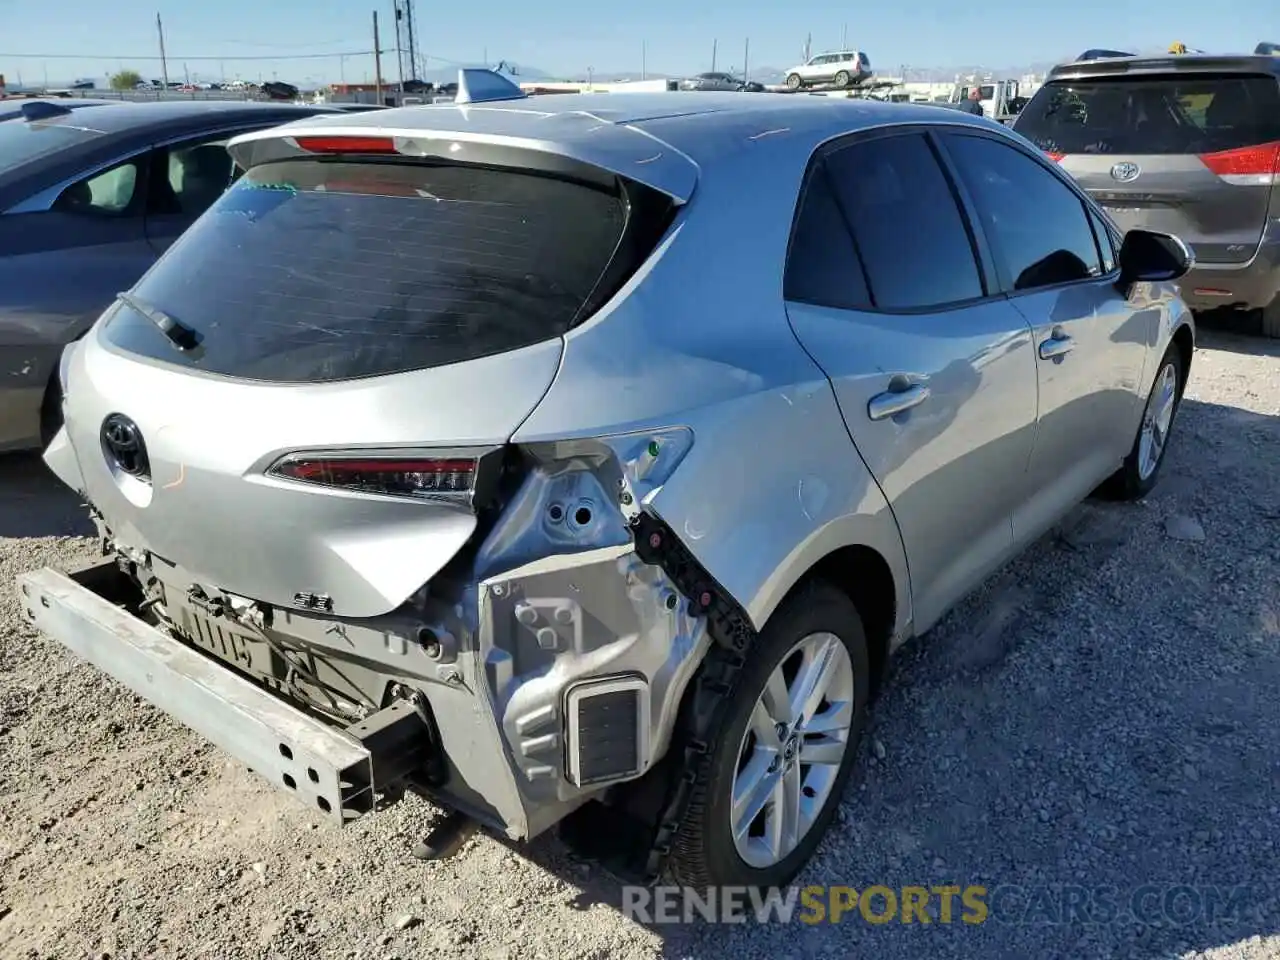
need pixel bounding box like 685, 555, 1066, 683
115, 291, 202, 351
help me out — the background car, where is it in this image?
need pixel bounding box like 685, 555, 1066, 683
0, 98, 353, 454
1013, 52, 1280, 336
679, 71, 743, 91
31, 89, 1194, 893
784, 51, 872, 89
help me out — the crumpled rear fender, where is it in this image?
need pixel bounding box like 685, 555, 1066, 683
645, 383, 913, 638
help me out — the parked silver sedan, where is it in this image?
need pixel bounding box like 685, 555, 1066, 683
0, 98, 351, 453
24, 90, 1194, 890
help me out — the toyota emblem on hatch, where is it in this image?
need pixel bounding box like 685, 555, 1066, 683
1110, 161, 1141, 183
100, 413, 150, 480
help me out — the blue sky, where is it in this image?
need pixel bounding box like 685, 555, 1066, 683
0, 0, 1275, 85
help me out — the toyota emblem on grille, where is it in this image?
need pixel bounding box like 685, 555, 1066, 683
1110, 161, 1141, 183
100, 413, 150, 480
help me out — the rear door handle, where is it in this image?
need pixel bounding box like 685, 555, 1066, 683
867, 384, 931, 421
1039, 335, 1076, 359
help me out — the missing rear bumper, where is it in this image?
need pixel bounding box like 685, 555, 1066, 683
15, 561, 442, 826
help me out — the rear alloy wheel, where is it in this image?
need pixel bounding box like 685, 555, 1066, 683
786, 73, 803, 90
1104, 345, 1184, 500
665, 583, 870, 889
834, 70, 852, 88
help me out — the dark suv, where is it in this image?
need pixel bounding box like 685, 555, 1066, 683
1014, 54, 1280, 336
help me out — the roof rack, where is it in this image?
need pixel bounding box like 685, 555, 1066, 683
1076, 49, 1136, 61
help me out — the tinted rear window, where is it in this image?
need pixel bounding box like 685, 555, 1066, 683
0, 121, 102, 175
1015, 74, 1280, 155
103, 159, 631, 382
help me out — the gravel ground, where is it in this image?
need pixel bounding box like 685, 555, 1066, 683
1, 329, 1277, 960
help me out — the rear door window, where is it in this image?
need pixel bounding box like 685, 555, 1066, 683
52, 157, 145, 216
1015, 74, 1280, 155
102, 159, 633, 382
823, 133, 985, 310
784, 167, 872, 310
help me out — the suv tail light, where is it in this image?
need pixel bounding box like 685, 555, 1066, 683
267, 454, 480, 502
1198, 141, 1280, 186
1045, 151, 1065, 162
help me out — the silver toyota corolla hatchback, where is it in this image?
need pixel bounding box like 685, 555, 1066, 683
22, 85, 1195, 890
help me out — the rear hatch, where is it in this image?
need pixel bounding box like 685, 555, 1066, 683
1015, 71, 1280, 263
62, 143, 678, 618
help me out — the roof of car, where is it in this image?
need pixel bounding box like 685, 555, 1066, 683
229, 92, 999, 204
268, 90, 989, 145
48, 98, 339, 135
1048, 53, 1280, 80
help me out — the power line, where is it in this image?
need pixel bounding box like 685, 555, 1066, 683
0, 49, 391, 62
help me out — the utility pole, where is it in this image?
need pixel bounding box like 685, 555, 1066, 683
373, 10, 384, 102
841, 23, 847, 50
743, 38, 750, 82
393, 1, 405, 92
641, 40, 646, 80
156, 13, 170, 90
405, 0, 418, 81
711, 39, 717, 72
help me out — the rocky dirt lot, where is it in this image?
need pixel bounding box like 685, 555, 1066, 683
1, 330, 1278, 960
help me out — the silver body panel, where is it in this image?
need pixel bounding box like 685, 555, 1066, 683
27, 91, 1195, 838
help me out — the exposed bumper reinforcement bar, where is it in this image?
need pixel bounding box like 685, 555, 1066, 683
16, 562, 385, 826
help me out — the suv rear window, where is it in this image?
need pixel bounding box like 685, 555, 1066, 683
0, 120, 102, 175
1015, 73, 1280, 155
103, 159, 648, 382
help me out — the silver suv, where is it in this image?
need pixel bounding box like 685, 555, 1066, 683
1014, 54, 1280, 336
21, 88, 1195, 890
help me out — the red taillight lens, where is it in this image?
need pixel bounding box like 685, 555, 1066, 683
1045, 151, 1065, 162
294, 135, 399, 155
269, 456, 477, 500
1198, 140, 1280, 184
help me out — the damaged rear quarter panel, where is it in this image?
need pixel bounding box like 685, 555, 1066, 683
512, 147, 912, 638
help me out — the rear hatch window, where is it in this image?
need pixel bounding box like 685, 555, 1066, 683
1015, 73, 1280, 156
103, 158, 661, 382
0, 120, 102, 175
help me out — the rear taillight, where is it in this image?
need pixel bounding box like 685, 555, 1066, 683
1198, 140, 1280, 186
1046, 151, 1065, 162
293, 135, 398, 155
267, 454, 478, 502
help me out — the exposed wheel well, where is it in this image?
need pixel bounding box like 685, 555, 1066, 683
794, 545, 896, 696
1171, 323, 1194, 391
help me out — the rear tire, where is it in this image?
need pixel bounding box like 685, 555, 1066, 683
1102, 344, 1184, 501
786, 73, 802, 90
834, 70, 851, 88
664, 582, 870, 890
1261, 295, 1280, 339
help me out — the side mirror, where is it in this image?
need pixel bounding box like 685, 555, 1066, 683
1117, 228, 1194, 286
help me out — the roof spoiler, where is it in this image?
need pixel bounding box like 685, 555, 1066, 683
454, 68, 527, 105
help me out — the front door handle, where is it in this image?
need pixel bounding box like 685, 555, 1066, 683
1039, 335, 1076, 359
868, 384, 931, 421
